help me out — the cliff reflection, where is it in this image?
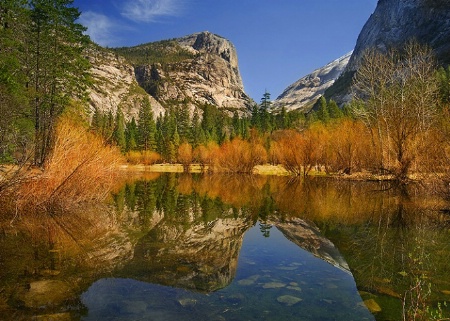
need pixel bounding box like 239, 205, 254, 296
1, 173, 449, 320
111, 174, 450, 318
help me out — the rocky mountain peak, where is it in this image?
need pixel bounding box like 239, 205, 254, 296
180, 31, 237, 64
346, 0, 450, 72
133, 31, 252, 112
86, 31, 252, 122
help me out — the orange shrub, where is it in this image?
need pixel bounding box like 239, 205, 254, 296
193, 142, 219, 172
326, 119, 374, 174
177, 142, 193, 171
273, 129, 317, 176
214, 137, 267, 173
126, 150, 161, 165
17, 114, 125, 212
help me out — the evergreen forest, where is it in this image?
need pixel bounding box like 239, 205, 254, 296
1, 0, 450, 196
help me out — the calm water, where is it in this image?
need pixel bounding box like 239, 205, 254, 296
1, 173, 449, 320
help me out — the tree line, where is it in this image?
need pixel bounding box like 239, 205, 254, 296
1, 1, 450, 184
1, 0, 90, 167
93, 41, 450, 182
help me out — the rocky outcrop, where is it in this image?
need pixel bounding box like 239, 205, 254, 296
87, 47, 165, 120
346, 0, 450, 72
134, 32, 253, 112
271, 218, 351, 274
328, 0, 450, 104
273, 52, 352, 112
87, 32, 253, 121
121, 216, 253, 292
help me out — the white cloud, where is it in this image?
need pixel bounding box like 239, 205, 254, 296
78, 11, 124, 47
120, 0, 183, 23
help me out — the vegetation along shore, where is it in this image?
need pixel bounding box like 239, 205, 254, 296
1, 1, 450, 216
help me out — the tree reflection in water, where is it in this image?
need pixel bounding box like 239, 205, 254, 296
0, 173, 449, 320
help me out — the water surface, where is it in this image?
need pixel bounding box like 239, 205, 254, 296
0, 173, 449, 320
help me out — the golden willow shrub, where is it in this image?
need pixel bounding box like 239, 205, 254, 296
213, 137, 267, 173
126, 150, 161, 165
273, 129, 322, 176
352, 42, 441, 180
193, 142, 220, 172
16, 114, 125, 213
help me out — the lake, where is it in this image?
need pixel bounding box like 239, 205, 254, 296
1, 173, 449, 320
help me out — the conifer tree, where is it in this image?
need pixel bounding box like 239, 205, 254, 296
91, 107, 102, 131
251, 104, 261, 130
260, 90, 272, 110
167, 141, 176, 163
28, 0, 90, 165
190, 107, 202, 147
328, 99, 343, 119
0, 0, 30, 162
125, 118, 137, 151
437, 66, 450, 106
232, 111, 241, 137
137, 98, 156, 150
176, 105, 190, 141
113, 106, 126, 151
155, 128, 164, 156
241, 118, 250, 139
317, 96, 330, 123
104, 111, 114, 141
172, 126, 180, 150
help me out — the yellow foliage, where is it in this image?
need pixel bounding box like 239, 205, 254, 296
126, 150, 161, 165
16, 114, 125, 212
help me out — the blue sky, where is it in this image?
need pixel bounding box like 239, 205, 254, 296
75, 0, 377, 101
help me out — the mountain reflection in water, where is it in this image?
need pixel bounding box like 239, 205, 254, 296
82, 222, 373, 321
0, 173, 449, 320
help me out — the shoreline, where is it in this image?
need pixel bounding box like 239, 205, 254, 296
117, 163, 407, 181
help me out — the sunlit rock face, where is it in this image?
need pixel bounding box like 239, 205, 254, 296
329, 0, 450, 104
134, 31, 254, 113
271, 218, 351, 274
87, 48, 165, 121
346, 0, 450, 72
120, 216, 253, 292
272, 52, 351, 112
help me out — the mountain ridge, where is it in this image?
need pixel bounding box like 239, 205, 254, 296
272, 52, 352, 112
276, 0, 450, 110
328, 0, 450, 104
87, 31, 253, 121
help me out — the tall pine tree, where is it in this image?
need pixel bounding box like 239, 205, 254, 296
137, 97, 156, 150
28, 0, 90, 165
113, 106, 126, 151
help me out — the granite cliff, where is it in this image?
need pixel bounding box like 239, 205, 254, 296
87, 47, 164, 121
87, 31, 252, 121
272, 52, 351, 112
346, 0, 450, 72
276, 0, 450, 109
329, 0, 450, 103
119, 31, 252, 113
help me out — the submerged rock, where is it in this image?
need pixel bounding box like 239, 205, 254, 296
375, 286, 401, 299
237, 275, 259, 286
363, 299, 382, 313
286, 286, 302, 292
178, 298, 197, 307
122, 300, 148, 314
262, 282, 286, 289
277, 295, 303, 306
226, 293, 245, 305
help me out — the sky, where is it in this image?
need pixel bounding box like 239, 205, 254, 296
75, 0, 378, 101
